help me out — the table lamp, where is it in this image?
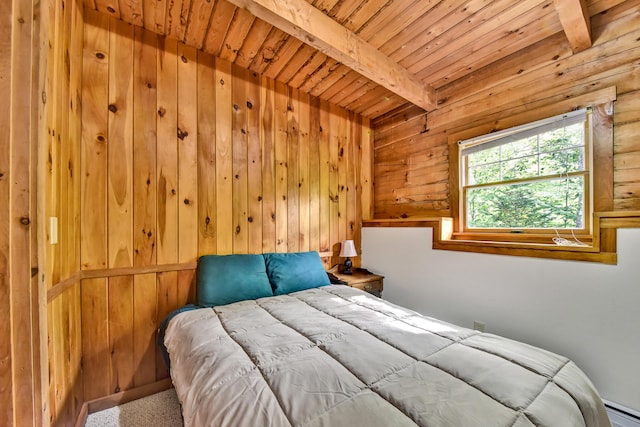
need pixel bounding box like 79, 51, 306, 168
339, 240, 357, 274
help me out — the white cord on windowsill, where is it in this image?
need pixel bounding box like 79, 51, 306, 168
553, 229, 588, 247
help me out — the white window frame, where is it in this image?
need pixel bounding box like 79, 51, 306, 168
457, 108, 593, 237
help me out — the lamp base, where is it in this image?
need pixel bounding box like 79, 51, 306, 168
342, 258, 353, 275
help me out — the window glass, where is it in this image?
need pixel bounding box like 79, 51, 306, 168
466, 176, 585, 229
460, 111, 590, 231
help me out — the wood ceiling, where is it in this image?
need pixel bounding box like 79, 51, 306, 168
85, 0, 601, 119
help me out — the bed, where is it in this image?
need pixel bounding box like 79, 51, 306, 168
160, 252, 611, 427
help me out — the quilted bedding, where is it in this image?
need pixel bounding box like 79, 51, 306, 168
164, 285, 611, 427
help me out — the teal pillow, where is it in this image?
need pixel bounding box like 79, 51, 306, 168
196, 254, 273, 306
264, 251, 330, 295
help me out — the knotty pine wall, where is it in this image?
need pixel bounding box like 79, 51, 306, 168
1, 0, 49, 425
373, 0, 640, 218
43, 5, 373, 425
42, 0, 84, 423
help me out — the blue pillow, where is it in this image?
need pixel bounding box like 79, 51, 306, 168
264, 251, 330, 295
197, 254, 273, 306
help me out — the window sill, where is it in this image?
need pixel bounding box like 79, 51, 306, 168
433, 238, 615, 264
362, 212, 640, 264
451, 231, 593, 246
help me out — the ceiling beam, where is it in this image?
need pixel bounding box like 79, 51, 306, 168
225, 0, 437, 112
553, 0, 592, 53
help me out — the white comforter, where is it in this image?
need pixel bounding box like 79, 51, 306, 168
164, 286, 611, 427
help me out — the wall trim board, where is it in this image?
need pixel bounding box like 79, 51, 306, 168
46, 271, 83, 303
46, 264, 195, 303
74, 378, 173, 427
47, 251, 336, 303
81, 262, 197, 280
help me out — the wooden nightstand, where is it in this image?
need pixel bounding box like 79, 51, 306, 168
328, 266, 384, 298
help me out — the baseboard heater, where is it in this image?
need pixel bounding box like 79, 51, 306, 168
605, 400, 640, 427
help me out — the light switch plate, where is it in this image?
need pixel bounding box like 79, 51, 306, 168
50, 217, 58, 244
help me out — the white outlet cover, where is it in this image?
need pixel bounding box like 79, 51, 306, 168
50, 217, 58, 244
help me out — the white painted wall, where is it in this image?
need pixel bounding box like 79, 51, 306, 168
362, 227, 640, 412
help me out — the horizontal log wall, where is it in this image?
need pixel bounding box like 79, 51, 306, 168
43, 7, 373, 424
373, 0, 640, 218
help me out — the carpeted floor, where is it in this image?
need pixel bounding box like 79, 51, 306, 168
85, 389, 183, 427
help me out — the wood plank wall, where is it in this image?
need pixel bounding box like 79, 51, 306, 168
373, 0, 640, 218
1, 3, 15, 424
40, 0, 85, 424
1, 0, 51, 425
42, 6, 373, 425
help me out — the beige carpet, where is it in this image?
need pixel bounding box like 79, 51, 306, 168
85, 389, 183, 427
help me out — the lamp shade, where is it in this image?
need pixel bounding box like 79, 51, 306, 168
339, 240, 357, 257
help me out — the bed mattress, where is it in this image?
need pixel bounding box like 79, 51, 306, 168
164, 285, 610, 427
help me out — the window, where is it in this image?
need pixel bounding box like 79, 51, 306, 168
440, 93, 615, 262
458, 108, 592, 241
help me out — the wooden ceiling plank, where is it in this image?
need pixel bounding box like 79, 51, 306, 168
425, 11, 564, 88
554, 0, 592, 53
262, 36, 305, 80
329, 75, 373, 106
308, 63, 352, 97
225, 0, 437, 111
286, 49, 328, 88
120, 0, 144, 27
403, 0, 547, 75
220, 7, 256, 62
435, 32, 571, 105
298, 57, 341, 93
378, 0, 475, 57
93, 0, 121, 19
357, 91, 409, 117
359, 0, 441, 47
202, 0, 237, 55
588, 0, 626, 15
320, 69, 364, 101
183, 0, 217, 48
277, 45, 321, 85
143, 0, 168, 33
345, 84, 393, 111
360, 94, 407, 119
416, 7, 560, 82
371, 103, 426, 129
343, 0, 392, 32
155, 0, 170, 34
234, 19, 273, 68
341, 81, 382, 109
395, 0, 526, 69
326, 0, 363, 23
590, 0, 640, 42
165, 0, 191, 40
248, 27, 289, 74
312, 0, 341, 14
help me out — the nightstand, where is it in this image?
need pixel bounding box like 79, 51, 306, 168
328, 266, 384, 298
